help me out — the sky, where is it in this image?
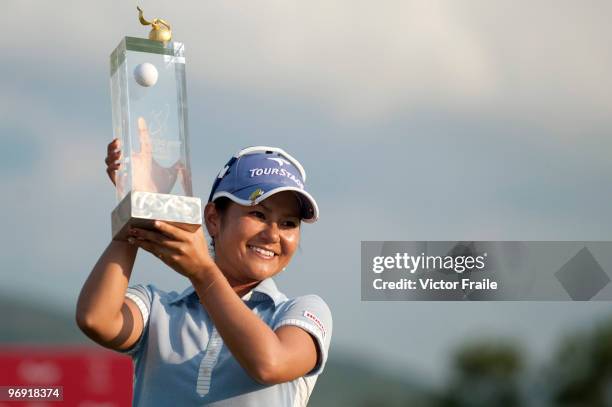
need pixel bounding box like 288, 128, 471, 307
2, 0, 612, 385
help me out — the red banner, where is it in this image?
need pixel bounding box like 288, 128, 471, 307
0, 346, 132, 406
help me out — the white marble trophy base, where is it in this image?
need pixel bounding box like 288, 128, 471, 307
111, 190, 202, 240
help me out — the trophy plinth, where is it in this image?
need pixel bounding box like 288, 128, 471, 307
109, 35, 201, 240
111, 191, 201, 240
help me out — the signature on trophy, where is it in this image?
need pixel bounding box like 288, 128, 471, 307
146, 105, 181, 162
152, 139, 182, 161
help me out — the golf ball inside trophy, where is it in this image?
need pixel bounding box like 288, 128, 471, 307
133, 63, 158, 87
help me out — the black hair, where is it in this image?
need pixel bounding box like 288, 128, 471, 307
209, 197, 232, 250
213, 197, 232, 217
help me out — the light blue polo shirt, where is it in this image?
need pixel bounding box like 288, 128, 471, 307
120, 278, 332, 406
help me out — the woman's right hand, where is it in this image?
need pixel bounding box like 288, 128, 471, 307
104, 118, 182, 194
105, 138, 122, 186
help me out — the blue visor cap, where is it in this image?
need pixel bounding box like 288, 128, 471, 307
209, 147, 319, 223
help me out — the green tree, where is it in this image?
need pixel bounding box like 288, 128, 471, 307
550, 316, 612, 406
440, 340, 524, 407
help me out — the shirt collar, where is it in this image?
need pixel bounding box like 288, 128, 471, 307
169, 277, 285, 307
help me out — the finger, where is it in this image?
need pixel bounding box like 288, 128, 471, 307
105, 148, 121, 160
107, 164, 121, 174
137, 117, 152, 154
107, 138, 121, 153
105, 162, 121, 172
105, 151, 122, 165
107, 163, 121, 172
129, 227, 173, 244
151, 220, 190, 241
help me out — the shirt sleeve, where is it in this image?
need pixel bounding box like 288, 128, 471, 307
117, 284, 153, 357
273, 295, 333, 376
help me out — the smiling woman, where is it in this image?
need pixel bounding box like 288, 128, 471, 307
76, 145, 332, 407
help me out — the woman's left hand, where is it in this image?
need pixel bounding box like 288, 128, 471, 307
128, 221, 214, 281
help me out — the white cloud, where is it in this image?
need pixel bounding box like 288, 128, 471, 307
5, 1, 612, 127
186, 1, 497, 121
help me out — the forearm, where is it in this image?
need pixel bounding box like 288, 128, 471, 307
190, 268, 283, 381
76, 240, 138, 330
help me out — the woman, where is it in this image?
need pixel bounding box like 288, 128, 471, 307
76, 139, 332, 406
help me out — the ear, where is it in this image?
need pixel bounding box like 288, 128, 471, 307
204, 202, 221, 238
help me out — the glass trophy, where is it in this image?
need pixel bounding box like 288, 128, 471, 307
109, 9, 201, 240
